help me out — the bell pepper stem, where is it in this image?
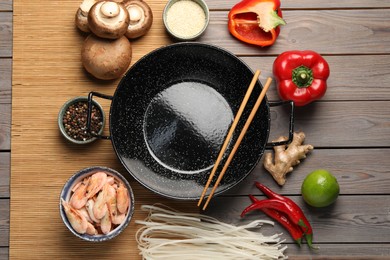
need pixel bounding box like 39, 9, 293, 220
259, 10, 286, 32
292, 66, 314, 88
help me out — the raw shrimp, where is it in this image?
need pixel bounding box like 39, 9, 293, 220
93, 183, 108, 220
100, 205, 112, 234
63, 171, 130, 236
78, 207, 92, 223
117, 182, 130, 214
86, 171, 107, 199
61, 199, 88, 234
85, 199, 100, 223
106, 176, 115, 185
86, 222, 98, 235
106, 184, 118, 221
69, 181, 89, 209
112, 212, 126, 225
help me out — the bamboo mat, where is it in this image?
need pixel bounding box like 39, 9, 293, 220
10, 0, 198, 258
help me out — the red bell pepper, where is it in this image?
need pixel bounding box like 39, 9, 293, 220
273, 50, 330, 106
228, 0, 286, 47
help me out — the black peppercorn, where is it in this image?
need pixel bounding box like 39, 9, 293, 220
62, 101, 103, 141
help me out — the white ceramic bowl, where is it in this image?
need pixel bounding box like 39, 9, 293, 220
59, 166, 134, 242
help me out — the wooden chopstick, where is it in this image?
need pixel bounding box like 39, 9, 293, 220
201, 77, 273, 211
197, 70, 261, 207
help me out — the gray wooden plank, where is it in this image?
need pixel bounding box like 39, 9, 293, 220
286, 244, 390, 259
0, 199, 9, 247
206, 0, 390, 10
0, 104, 10, 150
0, 58, 11, 151
241, 55, 390, 101
0, 0, 12, 11
225, 148, 390, 196
205, 195, 390, 244
201, 10, 390, 55
0, 58, 11, 104
0, 12, 12, 57
0, 247, 8, 260
0, 153, 9, 198
268, 101, 390, 147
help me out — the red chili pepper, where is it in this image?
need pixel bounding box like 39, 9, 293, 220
249, 194, 303, 246
273, 50, 330, 106
241, 198, 308, 231
228, 0, 286, 47
255, 181, 314, 248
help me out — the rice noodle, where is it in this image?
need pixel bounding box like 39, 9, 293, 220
136, 204, 287, 260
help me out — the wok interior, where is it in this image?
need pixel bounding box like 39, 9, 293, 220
110, 43, 270, 199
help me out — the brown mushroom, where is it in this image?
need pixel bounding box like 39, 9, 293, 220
88, 1, 130, 39
123, 0, 153, 39
81, 34, 132, 80
75, 0, 99, 32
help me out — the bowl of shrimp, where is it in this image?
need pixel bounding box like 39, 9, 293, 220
59, 166, 135, 242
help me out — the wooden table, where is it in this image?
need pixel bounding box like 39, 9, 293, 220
2, 0, 390, 259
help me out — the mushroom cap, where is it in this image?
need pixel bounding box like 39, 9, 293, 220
88, 1, 130, 39
75, 8, 90, 33
123, 0, 153, 39
75, 0, 99, 32
81, 34, 132, 80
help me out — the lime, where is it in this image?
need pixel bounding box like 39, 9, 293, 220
301, 169, 340, 207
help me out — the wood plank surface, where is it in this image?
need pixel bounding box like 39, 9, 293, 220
0, 12, 11, 57
0, 249, 8, 260
242, 55, 390, 101
206, 0, 390, 9
0, 104, 10, 151
0, 152, 10, 197
202, 10, 390, 55
225, 148, 390, 196
0, 1, 11, 259
9, 0, 390, 259
269, 101, 390, 147
0, 199, 9, 246
0, 19, 12, 151
206, 195, 390, 243
0, 0, 12, 11
0, 59, 11, 104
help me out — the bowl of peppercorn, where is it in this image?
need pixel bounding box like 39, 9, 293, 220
58, 96, 105, 144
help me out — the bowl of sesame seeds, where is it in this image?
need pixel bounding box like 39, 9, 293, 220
58, 96, 105, 144
163, 0, 209, 41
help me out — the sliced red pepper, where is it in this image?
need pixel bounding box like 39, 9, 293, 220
228, 0, 286, 47
249, 194, 303, 246
273, 50, 330, 106
255, 181, 314, 248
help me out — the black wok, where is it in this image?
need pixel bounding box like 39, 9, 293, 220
87, 43, 294, 200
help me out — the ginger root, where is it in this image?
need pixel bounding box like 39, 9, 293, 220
263, 132, 313, 186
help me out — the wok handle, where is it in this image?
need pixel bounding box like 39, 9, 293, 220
266, 100, 295, 147
87, 91, 113, 140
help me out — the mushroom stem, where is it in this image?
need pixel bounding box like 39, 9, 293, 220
128, 5, 143, 24
88, 1, 130, 39
101, 1, 120, 17
123, 0, 153, 39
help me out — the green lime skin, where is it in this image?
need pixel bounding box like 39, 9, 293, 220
301, 169, 340, 207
